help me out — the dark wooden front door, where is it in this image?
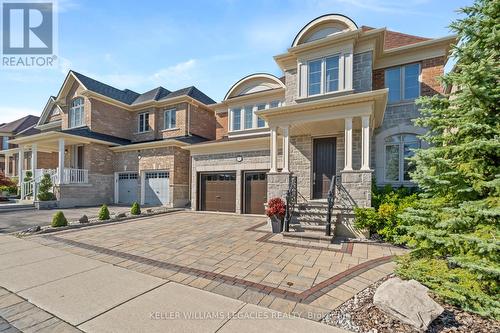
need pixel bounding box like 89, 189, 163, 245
313, 137, 337, 199
244, 171, 267, 215
200, 173, 236, 212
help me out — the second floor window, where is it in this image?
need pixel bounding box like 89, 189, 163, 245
385, 63, 420, 103
256, 104, 266, 128
308, 55, 340, 96
230, 101, 282, 132
244, 106, 253, 129
138, 112, 150, 133
164, 109, 176, 129
2, 136, 9, 150
69, 98, 84, 128
384, 134, 421, 183
231, 108, 241, 131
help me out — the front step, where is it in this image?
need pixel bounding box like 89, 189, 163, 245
0, 203, 35, 213
282, 231, 334, 243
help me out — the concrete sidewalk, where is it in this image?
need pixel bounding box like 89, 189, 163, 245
0, 235, 347, 332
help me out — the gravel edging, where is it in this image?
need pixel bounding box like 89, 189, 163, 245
322, 275, 500, 333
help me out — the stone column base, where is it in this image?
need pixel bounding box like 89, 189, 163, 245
267, 172, 291, 201
340, 170, 373, 208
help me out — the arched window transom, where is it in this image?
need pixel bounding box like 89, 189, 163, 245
384, 134, 420, 182
69, 97, 84, 128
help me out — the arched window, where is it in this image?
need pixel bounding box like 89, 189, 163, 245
69, 97, 84, 128
384, 134, 420, 182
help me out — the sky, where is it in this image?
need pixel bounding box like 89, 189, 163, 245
0, 0, 472, 123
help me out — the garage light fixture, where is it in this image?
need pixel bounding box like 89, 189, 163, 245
236, 155, 243, 162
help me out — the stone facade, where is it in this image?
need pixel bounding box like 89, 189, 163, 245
57, 174, 114, 208
353, 51, 373, 93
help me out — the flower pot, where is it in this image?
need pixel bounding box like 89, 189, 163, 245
270, 215, 283, 233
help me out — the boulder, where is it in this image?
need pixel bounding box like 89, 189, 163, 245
116, 212, 126, 218
373, 277, 443, 331
79, 215, 89, 224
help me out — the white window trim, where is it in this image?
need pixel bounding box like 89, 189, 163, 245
385, 63, 421, 104
383, 134, 421, 184
164, 108, 176, 130
228, 100, 282, 133
69, 98, 84, 129
304, 52, 351, 98
138, 112, 150, 133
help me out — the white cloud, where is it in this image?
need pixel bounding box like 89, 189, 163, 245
334, 0, 430, 14
151, 59, 197, 85
56, 0, 80, 13
0, 106, 40, 123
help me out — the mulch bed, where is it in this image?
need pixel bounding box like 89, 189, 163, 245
322, 276, 499, 333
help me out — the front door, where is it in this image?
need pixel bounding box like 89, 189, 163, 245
313, 137, 336, 199
71, 145, 84, 169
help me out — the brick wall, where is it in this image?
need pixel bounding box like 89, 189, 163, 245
215, 112, 228, 140
90, 99, 133, 140
421, 56, 446, 96
132, 107, 157, 142
189, 104, 215, 140
157, 103, 188, 139
37, 152, 57, 169
85, 143, 114, 174
61, 81, 91, 130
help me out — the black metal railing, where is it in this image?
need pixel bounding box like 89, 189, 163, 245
325, 175, 338, 236
284, 175, 297, 232
325, 174, 358, 236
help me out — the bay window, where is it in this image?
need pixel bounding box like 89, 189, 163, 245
164, 108, 176, 129
385, 63, 420, 103
138, 112, 150, 133
384, 134, 421, 182
69, 97, 84, 128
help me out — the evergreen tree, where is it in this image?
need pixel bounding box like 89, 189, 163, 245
399, 0, 499, 318
37, 174, 55, 201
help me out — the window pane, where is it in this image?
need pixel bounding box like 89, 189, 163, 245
385, 67, 401, 103
170, 110, 176, 128
404, 64, 420, 100
326, 56, 339, 92
232, 108, 241, 130
164, 111, 170, 129
385, 144, 400, 181
256, 104, 266, 128
308, 60, 322, 95
145, 113, 150, 131
244, 106, 253, 129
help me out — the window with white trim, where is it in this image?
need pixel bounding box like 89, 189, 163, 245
138, 112, 150, 133
384, 134, 421, 182
229, 101, 283, 132
2, 136, 9, 150
164, 108, 176, 129
69, 98, 84, 128
307, 55, 341, 96
385, 63, 420, 103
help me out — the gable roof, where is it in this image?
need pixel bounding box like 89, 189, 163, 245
0, 115, 40, 135
62, 126, 131, 145
384, 30, 431, 50
68, 71, 215, 106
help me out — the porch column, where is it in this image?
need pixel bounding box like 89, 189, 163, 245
282, 126, 290, 173
270, 126, 278, 173
4, 154, 10, 177
344, 117, 353, 171
18, 147, 24, 199
58, 138, 65, 185
361, 116, 370, 170
31, 144, 37, 176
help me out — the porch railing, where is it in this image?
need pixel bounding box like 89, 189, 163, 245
325, 174, 358, 236
283, 174, 298, 232
62, 168, 88, 184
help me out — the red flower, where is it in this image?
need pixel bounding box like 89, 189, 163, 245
266, 197, 286, 218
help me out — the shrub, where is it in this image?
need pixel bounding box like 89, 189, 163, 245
265, 197, 286, 219
0, 185, 17, 194
0, 172, 15, 187
51, 211, 68, 227
23, 171, 32, 183
37, 174, 56, 201
354, 185, 418, 243
98, 204, 110, 220
131, 202, 141, 215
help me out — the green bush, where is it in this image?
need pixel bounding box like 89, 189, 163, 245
37, 174, 56, 201
98, 204, 110, 220
23, 171, 32, 183
354, 185, 418, 243
0, 185, 17, 194
131, 202, 141, 215
51, 211, 68, 227
397, 255, 500, 319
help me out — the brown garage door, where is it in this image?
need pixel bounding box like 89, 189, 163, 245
244, 171, 267, 215
200, 173, 236, 213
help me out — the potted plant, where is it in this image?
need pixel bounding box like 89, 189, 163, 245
266, 197, 286, 233
36, 174, 58, 209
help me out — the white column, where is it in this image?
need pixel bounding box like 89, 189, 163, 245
270, 126, 278, 173
282, 126, 290, 173
18, 147, 24, 186
344, 118, 353, 171
4, 155, 10, 177
31, 144, 37, 176
58, 138, 65, 185
361, 116, 370, 170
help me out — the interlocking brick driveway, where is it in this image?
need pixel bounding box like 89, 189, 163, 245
29, 212, 406, 319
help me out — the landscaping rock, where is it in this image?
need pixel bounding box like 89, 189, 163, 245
116, 212, 126, 218
374, 277, 444, 331
79, 215, 89, 224
27, 225, 41, 233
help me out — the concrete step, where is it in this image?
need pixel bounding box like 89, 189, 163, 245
282, 231, 334, 243
290, 224, 329, 233
0, 203, 35, 213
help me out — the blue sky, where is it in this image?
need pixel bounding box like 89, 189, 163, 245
0, 0, 471, 123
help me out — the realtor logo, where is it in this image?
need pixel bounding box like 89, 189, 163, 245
1, 0, 57, 67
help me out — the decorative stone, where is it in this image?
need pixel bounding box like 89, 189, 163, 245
373, 277, 443, 331
116, 212, 126, 218
79, 215, 89, 224
27, 225, 41, 233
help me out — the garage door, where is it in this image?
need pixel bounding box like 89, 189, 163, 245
118, 172, 139, 204
200, 173, 236, 212
145, 171, 169, 206
244, 171, 268, 215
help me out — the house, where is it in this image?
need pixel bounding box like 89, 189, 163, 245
1, 71, 216, 208
0, 115, 41, 177
184, 14, 454, 238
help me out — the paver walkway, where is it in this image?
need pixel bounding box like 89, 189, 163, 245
0, 234, 346, 332
27, 212, 406, 319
